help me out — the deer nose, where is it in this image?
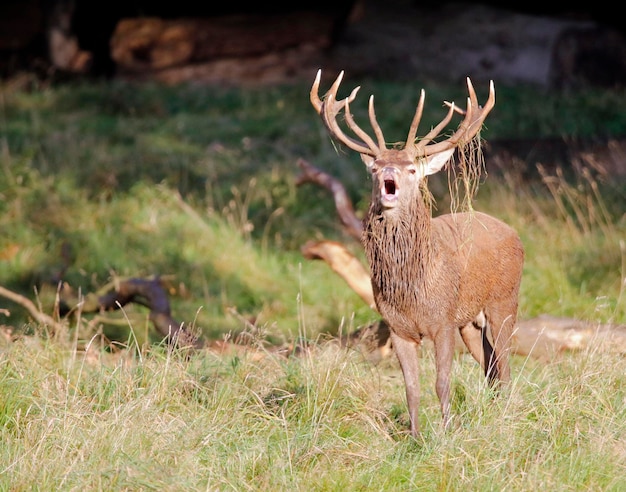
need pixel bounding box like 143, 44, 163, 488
381, 167, 399, 177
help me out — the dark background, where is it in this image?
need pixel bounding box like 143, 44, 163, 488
1, 0, 624, 87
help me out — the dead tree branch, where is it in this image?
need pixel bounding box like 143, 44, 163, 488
1, 278, 202, 350
296, 158, 363, 240
67, 277, 202, 349
0, 285, 65, 335
301, 240, 375, 310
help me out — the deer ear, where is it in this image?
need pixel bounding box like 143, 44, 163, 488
423, 148, 455, 176
360, 154, 376, 169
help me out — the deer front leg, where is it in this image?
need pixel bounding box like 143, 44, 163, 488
389, 331, 421, 437
433, 331, 455, 429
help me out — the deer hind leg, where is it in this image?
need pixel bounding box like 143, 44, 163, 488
484, 301, 517, 385
459, 312, 497, 383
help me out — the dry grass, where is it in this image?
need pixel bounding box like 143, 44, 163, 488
1, 328, 625, 490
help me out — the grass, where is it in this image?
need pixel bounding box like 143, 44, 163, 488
1, 332, 625, 490
0, 73, 625, 489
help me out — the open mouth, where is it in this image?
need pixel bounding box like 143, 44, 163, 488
380, 169, 399, 207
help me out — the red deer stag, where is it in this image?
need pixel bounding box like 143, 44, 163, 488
310, 70, 524, 437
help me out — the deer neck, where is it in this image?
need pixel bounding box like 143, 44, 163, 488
362, 192, 433, 305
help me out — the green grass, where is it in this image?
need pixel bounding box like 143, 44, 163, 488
0, 75, 625, 489
1, 77, 624, 337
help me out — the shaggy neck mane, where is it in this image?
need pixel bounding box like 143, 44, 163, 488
362, 193, 432, 307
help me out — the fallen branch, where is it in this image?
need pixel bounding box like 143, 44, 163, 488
64, 277, 202, 349
296, 158, 363, 240
301, 239, 375, 310
1, 278, 202, 350
0, 285, 65, 335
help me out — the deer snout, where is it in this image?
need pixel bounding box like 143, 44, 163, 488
379, 167, 400, 208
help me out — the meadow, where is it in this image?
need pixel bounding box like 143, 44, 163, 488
0, 73, 625, 490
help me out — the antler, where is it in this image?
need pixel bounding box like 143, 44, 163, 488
310, 70, 495, 160
407, 77, 495, 158
310, 70, 385, 157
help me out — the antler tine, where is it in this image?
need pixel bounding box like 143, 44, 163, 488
467, 77, 479, 115
310, 69, 324, 112
310, 69, 352, 112
344, 96, 381, 153
310, 70, 382, 157
476, 77, 496, 125
327, 69, 346, 102
368, 96, 387, 150
413, 101, 456, 154
443, 100, 467, 115
405, 89, 425, 149
415, 78, 496, 156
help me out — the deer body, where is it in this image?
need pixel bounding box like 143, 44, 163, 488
364, 179, 523, 433
310, 71, 524, 436
365, 210, 522, 342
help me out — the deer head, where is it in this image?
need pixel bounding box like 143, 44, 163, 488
310, 70, 495, 210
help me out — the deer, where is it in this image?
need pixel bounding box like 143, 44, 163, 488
310, 70, 524, 437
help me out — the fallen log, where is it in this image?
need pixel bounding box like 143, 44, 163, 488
513, 314, 626, 359
111, 13, 334, 72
